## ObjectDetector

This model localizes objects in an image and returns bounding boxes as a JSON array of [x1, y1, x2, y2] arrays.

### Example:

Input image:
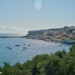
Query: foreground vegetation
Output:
[[0, 45, 75, 75]]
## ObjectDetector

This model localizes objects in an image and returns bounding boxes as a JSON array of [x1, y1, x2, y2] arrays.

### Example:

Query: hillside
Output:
[[24, 26, 75, 44]]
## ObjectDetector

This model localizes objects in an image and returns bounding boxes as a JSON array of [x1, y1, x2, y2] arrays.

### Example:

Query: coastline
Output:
[[24, 26, 75, 45], [24, 37, 75, 45], [0, 36, 74, 45]]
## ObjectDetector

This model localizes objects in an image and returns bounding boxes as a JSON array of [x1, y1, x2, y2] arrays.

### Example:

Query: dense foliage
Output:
[[0, 45, 75, 75]]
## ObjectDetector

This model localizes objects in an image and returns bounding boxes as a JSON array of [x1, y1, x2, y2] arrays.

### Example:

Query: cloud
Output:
[[0, 26, 25, 33], [0, 26, 40, 34]]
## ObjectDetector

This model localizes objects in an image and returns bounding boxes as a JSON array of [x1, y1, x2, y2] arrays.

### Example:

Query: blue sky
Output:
[[0, 0, 75, 34]]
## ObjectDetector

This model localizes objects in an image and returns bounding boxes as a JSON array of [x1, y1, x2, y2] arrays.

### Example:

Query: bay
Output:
[[0, 38, 71, 66]]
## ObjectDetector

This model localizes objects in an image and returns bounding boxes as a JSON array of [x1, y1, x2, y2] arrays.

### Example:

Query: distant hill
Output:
[[24, 26, 75, 44], [0, 33, 24, 38]]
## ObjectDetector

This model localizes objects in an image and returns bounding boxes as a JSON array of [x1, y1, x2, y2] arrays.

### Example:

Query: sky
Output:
[[0, 0, 75, 35]]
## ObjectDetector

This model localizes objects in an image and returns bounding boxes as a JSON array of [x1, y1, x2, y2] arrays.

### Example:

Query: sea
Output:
[[0, 33, 71, 67]]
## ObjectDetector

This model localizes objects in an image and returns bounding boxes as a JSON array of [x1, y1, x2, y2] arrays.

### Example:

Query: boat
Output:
[[6, 47, 12, 49], [28, 45, 31, 46], [23, 47, 27, 49], [8, 48, 12, 49], [59, 44, 62, 46], [15, 45, 20, 46], [22, 47, 27, 51]]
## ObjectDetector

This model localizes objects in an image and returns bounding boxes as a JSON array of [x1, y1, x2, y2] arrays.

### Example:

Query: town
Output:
[[24, 26, 75, 44]]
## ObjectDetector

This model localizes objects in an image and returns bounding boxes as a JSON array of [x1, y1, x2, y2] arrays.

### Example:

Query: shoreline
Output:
[[25, 37, 75, 45], [0, 36, 75, 45]]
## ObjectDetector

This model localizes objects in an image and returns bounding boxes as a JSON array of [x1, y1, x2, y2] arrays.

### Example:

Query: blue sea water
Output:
[[0, 38, 71, 66]]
